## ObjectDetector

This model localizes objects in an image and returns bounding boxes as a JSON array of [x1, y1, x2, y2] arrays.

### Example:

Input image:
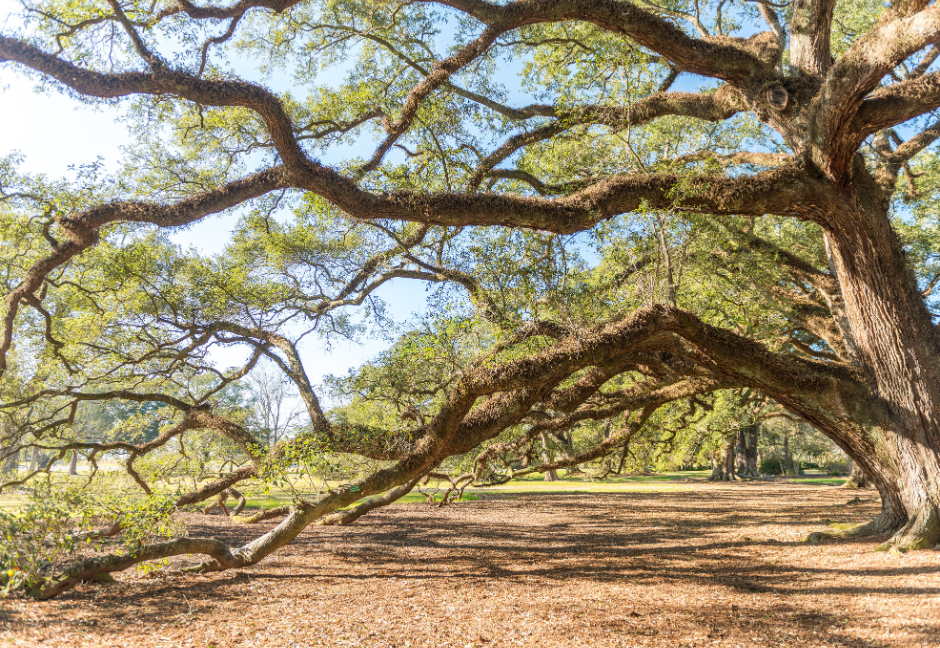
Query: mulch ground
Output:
[[1, 482, 939, 648]]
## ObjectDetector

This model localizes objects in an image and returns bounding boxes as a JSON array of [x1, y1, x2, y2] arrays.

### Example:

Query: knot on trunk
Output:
[[766, 86, 789, 111]]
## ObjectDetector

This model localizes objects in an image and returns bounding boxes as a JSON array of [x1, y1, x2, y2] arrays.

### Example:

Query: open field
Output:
[[0, 470, 845, 511], [2, 481, 938, 648]]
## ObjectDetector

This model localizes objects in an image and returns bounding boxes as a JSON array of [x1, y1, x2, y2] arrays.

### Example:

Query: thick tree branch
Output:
[[817, 4, 940, 177], [155, 0, 301, 22], [666, 150, 790, 167], [0, 168, 287, 378], [468, 87, 746, 190], [324, 164, 821, 233], [421, 0, 779, 83], [0, 37, 307, 168], [790, 0, 836, 76], [856, 72, 940, 136]]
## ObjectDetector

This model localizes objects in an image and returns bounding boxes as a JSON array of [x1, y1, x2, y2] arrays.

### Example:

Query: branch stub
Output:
[[766, 86, 789, 111]]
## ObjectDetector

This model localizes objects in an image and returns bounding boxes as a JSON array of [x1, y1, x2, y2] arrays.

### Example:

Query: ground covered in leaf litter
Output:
[[2, 481, 939, 648]]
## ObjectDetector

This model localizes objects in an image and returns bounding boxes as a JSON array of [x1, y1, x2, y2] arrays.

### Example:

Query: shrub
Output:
[[820, 458, 850, 475], [759, 457, 783, 475], [0, 491, 93, 596], [0, 482, 182, 597]]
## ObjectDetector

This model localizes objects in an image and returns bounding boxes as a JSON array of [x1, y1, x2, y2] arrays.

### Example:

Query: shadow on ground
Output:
[[4, 483, 938, 647]]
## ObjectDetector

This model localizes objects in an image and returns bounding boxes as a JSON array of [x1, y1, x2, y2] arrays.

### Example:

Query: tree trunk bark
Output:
[[735, 430, 748, 476], [810, 175, 940, 549], [783, 433, 794, 476], [708, 439, 740, 481], [746, 425, 759, 477], [707, 450, 722, 481], [540, 432, 558, 481], [842, 459, 869, 489], [721, 440, 737, 481], [68, 450, 78, 476], [734, 424, 760, 478], [557, 431, 582, 475], [28, 446, 39, 472]]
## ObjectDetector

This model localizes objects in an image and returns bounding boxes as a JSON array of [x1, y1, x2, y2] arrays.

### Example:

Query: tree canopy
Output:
[[3, 0, 940, 597]]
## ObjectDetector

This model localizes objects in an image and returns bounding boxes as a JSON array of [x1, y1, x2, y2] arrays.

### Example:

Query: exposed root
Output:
[[876, 502, 940, 552], [805, 508, 900, 545], [806, 499, 940, 551]]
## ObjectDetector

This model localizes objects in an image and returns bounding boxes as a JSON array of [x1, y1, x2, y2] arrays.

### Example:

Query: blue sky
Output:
[[0, 13, 431, 396]]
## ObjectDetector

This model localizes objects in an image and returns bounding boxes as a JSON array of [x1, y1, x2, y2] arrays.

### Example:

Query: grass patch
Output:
[[242, 490, 480, 511], [236, 472, 711, 511], [0, 493, 26, 511], [507, 470, 710, 484], [466, 481, 695, 495], [0, 470, 847, 513], [789, 476, 847, 485], [464, 470, 707, 494]]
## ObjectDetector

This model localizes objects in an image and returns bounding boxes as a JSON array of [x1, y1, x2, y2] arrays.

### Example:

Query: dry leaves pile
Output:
[[1, 482, 938, 647]]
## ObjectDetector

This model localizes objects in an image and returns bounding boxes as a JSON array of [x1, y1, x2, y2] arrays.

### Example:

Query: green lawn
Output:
[[460, 469, 709, 495], [241, 472, 709, 509], [788, 476, 847, 485], [0, 492, 26, 511], [783, 469, 848, 485], [0, 469, 849, 513], [241, 489, 480, 509]]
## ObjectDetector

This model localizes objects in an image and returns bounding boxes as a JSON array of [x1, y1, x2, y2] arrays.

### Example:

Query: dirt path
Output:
[[1, 482, 938, 647]]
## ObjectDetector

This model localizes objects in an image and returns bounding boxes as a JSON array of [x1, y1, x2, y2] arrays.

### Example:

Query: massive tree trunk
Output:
[[735, 430, 748, 476], [735, 425, 760, 478], [722, 441, 737, 481], [708, 450, 722, 481], [539, 432, 559, 481], [783, 433, 795, 476], [823, 404, 940, 550], [808, 174, 940, 549], [745, 425, 759, 477], [842, 460, 869, 489], [709, 439, 738, 482]]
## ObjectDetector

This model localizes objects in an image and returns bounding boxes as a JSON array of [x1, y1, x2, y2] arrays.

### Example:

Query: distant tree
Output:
[[0, 418, 17, 476], [246, 361, 303, 447]]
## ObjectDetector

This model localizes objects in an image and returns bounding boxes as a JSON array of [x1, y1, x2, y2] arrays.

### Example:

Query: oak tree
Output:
[[2, 0, 940, 596]]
